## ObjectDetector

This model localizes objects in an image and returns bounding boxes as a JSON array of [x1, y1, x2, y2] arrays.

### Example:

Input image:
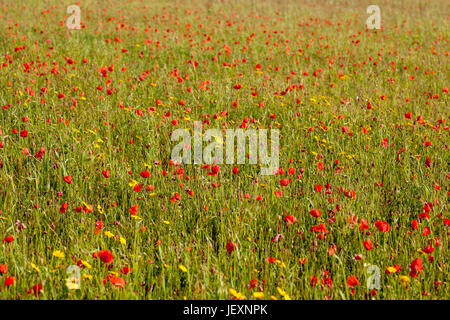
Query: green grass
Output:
[[0, 0, 448, 300]]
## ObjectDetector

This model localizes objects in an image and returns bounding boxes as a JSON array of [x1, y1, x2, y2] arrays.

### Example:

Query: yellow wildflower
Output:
[[53, 250, 65, 258]]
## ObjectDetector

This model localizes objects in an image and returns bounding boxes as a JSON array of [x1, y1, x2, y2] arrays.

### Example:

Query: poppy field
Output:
[[0, 0, 448, 300]]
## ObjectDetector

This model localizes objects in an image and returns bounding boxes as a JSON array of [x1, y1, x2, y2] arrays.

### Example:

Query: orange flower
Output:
[[109, 276, 126, 287], [283, 214, 297, 225]]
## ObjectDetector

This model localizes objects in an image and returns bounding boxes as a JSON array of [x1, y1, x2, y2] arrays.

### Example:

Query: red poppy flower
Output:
[[140, 170, 150, 178], [346, 275, 359, 287], [28, 283, 43, 297], [317, 162, 324, 171], [83, 204, 93, 213], [4, 276, 16, 286], [2, 235, 14, 243], [129, 204, 138, 215], [120, 266, 132, 274], [170, 192, 181, 202], [0, 264, 7, 274], [283, 214, 297, 225], [211, 164, 220, 174], [63, 175, 72, 184], [98, 249, 114, 264], [422, 244, 434, 254], [359, 219, 369, 231], [375, 220, 391, 232], [309, 209, 321, 218], [33, 147, 45, 159], [345, 190, 356, 199], [409, 257, 423, 278], [226, 241, 235, 254], [248, 278, 259, 289], [109, 276, 126, 287], [60, 201, 68, 213], [362, 240, 373, 251]]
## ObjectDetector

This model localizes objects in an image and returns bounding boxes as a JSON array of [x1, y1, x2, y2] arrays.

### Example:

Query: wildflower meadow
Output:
[[0, 0, 448, 301]]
